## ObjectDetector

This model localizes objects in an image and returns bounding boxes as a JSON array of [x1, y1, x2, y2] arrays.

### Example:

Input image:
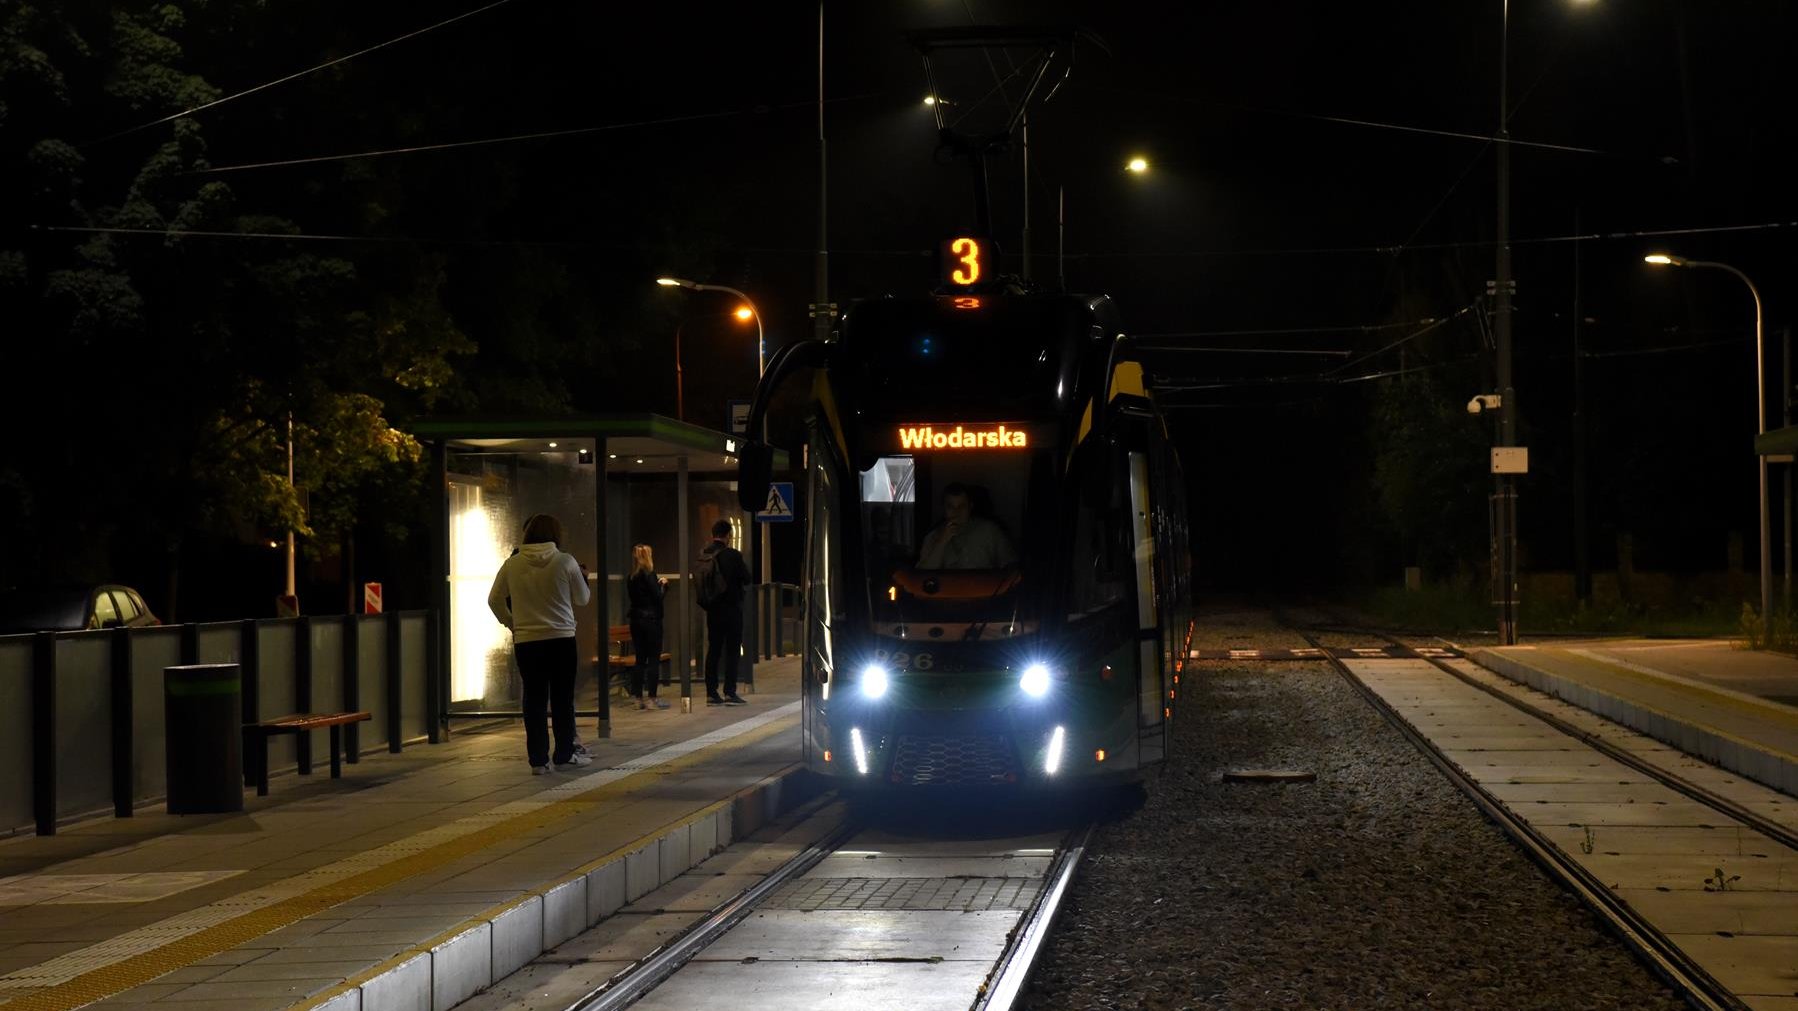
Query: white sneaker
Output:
[[531, 765, 551, 776], [554, 753, 593, 771]]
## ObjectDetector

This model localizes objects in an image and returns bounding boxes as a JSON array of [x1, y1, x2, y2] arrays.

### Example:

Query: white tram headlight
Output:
[[861, 664, 890, 700], [1019, 663, 1051, 698]]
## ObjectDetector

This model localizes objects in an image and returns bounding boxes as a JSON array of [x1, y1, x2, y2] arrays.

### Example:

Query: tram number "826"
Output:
[[872, 649, 934, 671]]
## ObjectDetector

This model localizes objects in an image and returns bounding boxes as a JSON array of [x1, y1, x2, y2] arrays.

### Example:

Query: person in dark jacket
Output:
[[626, 544, 670, 710], [698, 520, 752, 705]]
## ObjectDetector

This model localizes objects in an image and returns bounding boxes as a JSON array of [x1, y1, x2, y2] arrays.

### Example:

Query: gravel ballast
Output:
[[1023, 609, 1688, 1010]]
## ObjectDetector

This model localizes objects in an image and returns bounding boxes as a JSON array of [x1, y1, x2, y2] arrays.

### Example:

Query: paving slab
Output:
[[804, 854, 1050, 879], [630, 958, 993, 1011], [1615, 889, 1798, 934], [700, 909, 1017, 962]]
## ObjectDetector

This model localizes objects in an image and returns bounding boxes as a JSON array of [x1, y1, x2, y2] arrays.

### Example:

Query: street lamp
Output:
[[1125, 156, 1149, 174], [656, 276, 771, 588], [655, 277, 764, 380], [1645, 252, 1770, 626]]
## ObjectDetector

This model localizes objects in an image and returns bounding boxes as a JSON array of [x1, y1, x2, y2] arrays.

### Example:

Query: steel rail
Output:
[[1287, 621, 1748, 1011], [1307, 613, 1798, 855], [974, 822, 1097, 1011], [564, 818, 860, 1011]]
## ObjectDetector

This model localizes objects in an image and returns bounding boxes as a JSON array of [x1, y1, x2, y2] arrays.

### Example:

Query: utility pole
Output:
[[811, 2, 832, 343], [1572, 213, 1589, 604], [1492, 0, 1520, 645], [282, 412, 299, 617], [1785, 326, 1792, 608]]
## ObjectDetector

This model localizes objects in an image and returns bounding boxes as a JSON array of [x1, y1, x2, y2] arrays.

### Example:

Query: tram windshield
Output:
[[859, 450, 1051, 636]]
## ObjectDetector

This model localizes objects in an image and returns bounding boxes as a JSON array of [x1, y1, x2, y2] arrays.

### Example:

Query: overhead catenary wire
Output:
[[1137, 318, 1437, 339], [1099, 86, 1628, 159], [37, 218, 1796, 260], [1323, 305, 1478, 376], [192, 92, 885, 174], [86, 0, 527, 146]]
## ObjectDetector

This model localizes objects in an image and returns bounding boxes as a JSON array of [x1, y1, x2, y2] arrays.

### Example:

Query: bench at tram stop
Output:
[[599, 624, 671, 689], [243, 711, 372, 797]]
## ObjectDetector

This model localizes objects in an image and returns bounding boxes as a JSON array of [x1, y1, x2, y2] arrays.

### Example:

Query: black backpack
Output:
[[695, 546, 730, 608]]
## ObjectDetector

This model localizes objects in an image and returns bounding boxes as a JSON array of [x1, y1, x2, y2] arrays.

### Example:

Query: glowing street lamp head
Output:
[[734, 306, 754, 322], [1125, 156, 1150, 174], [923, 95, 937, 106], [655, 277, 679, 286], [1643, 253, 1686, 267]]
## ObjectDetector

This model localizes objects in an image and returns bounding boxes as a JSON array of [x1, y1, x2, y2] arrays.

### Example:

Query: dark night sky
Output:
[[171, 1, 1798, 592]]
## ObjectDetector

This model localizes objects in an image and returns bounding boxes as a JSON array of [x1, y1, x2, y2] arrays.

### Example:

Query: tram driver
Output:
[[917, 482, 1017, 570]]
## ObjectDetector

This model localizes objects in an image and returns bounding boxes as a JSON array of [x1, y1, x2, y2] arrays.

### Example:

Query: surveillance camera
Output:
[[1467, 393, 1502, 415], [1467, 397, 1484, 415]]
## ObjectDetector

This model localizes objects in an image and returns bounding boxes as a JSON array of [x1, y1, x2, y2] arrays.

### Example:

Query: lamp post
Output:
[[1645, 253, 1770, 626], [655, 277, 771, 585], [1491, 0, 1520, 646]]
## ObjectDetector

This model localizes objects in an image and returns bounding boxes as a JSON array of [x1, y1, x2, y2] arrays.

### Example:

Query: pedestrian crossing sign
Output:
[[756, 481, 795, 523]]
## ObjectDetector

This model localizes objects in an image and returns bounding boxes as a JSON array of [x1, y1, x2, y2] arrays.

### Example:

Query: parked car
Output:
[[0, 585, 161, 634]]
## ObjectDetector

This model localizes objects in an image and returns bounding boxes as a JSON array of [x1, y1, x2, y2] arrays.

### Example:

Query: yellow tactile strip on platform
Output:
[[0, 707, 799, 1011]]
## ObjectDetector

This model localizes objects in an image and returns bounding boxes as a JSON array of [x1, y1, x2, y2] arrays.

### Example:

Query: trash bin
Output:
[[164, 663, 244, 814]]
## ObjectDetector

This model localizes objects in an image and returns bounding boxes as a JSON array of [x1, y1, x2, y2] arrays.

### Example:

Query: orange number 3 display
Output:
[[949, 237, 981, 285]]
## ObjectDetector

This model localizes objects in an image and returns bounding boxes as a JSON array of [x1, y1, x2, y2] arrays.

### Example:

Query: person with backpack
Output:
[[696, 519, 752, 705], [487, 514, 593, 775]]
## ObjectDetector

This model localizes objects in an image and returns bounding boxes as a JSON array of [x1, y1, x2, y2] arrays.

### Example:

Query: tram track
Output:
[[1280, 612, 1760, 1011], [550, 795, 1098, 1011]]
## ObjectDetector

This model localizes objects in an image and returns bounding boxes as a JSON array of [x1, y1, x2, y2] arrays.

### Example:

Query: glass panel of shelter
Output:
[[446, 440, 599, 717]]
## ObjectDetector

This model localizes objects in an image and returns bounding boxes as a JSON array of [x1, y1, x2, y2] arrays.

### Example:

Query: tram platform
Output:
[[1473, 640, 1798, 797], [0, 658, 809, 1011]]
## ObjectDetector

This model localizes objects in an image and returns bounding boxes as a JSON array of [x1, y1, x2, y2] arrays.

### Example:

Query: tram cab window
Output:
[[861, 452, 1045, 628]]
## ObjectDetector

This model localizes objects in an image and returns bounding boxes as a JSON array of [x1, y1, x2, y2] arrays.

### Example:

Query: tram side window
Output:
[[1068, 445, 1127, 619]]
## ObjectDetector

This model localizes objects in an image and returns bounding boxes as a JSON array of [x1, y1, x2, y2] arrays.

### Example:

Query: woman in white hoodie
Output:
[[487, 514, 592, 774]]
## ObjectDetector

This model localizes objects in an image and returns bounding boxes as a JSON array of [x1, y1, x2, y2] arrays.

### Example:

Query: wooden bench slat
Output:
[[254, 712, 371, 732], [244, 711, 370, 797]]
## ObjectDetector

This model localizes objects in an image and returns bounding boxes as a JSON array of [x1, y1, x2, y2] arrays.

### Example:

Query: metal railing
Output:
[[754, 582, 802, 660], [0, 611, 438, 838]]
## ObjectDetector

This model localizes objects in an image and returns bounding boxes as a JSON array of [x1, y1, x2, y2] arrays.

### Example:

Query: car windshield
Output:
[[0, 588, 89, 634], [859, 448, 1051, 637]]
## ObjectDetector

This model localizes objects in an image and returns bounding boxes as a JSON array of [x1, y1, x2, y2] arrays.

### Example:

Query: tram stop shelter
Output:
[[413, 415, 789, 739]]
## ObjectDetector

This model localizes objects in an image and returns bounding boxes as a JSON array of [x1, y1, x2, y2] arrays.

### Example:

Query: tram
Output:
[[737, 241, 1193, 789]]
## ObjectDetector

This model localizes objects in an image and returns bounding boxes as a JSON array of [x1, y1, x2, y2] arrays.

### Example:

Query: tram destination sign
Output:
[[895, 423, 1031, 451]]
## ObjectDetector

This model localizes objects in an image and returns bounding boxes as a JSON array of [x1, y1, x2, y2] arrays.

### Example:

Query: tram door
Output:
[[1128, 451, 1168, 763]]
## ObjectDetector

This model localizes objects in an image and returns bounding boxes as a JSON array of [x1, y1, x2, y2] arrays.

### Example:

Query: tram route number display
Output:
[[939, 235, 990, 287]]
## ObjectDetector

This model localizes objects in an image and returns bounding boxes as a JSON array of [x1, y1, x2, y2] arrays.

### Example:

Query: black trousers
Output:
[[515, 636, 577, 767], [629, 616, 662, 698], [704, 605, 742, 698]]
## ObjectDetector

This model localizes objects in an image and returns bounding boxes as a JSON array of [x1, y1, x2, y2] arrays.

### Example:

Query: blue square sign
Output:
[[755, 482, 795, 523]]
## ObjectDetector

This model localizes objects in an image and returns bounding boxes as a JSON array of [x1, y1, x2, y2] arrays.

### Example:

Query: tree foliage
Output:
[[0, 3, 469, 607]]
